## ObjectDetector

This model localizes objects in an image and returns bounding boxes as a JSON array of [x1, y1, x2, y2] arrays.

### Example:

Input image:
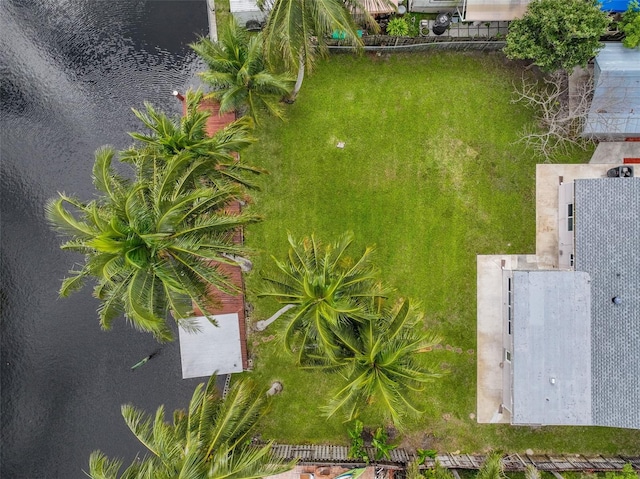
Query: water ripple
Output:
[[1, 1, 209, 477]]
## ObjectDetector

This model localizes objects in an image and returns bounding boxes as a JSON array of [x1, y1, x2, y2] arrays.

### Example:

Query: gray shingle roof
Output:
[[574, 177, 640, 429]]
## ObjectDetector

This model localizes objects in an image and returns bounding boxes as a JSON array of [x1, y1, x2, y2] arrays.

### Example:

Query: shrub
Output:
[[621, 0, 640, 48], [504, 0, 610, 72], [386, 17, 409, 36]]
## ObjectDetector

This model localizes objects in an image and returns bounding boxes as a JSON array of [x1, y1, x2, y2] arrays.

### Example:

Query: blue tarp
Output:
[[600, 0, 632, 12]]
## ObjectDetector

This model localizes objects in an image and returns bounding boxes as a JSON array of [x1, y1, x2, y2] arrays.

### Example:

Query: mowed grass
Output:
[[237, 52, 639, 453]]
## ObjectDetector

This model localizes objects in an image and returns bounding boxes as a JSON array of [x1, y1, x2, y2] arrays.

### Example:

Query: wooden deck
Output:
[[180, 94, 248, 370], [182, 96, 236, 137]]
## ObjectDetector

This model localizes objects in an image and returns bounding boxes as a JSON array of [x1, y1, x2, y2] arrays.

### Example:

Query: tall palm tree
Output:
[[190, 18, 294, 124], [86, 376, 295, 479], [258, 232, 388, 364], [324, 298, 441, 427], [46, 147, 259, 341], [122, 90, 265, 190], [258, 0, 390, 101]]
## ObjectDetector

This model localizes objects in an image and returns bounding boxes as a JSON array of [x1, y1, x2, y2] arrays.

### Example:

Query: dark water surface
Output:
[[1, 1, 212, 476]]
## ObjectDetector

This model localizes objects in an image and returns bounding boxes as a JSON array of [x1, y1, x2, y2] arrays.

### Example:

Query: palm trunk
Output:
[[220, 252, 253, 272], [288, 55, 305, 103], [255, 304, 296, 331]]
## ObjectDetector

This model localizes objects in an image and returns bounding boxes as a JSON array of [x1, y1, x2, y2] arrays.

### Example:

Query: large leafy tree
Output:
[[258, 0, 389, 101], [86, 376, 295, 479], [122, 90, 265, 190], [258, 233, 388, 365], [190, 19, 294, 124], [621, 0, 640, 49], [46, 147, 259, 341], [325, 298, 441, 426], [503, 0, 610, 72]]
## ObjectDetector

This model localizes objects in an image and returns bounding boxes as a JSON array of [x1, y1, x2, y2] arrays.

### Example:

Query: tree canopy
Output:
[[621, 0, 640, 49], [257, 0, 388, 100], [503, 0, 610, 72], [325, 298, 441, 426], [191, 18, 294, 124], [47, 148, 259, 341], [87, 376, 295, 479], [47, 93, 260, 341], [122, 90, 264, 190], [260, 233, 442, 426], [259, 232, 388, 364]]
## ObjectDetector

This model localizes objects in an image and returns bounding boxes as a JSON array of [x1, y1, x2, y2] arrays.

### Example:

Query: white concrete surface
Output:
[[590, 142, 640, 164], [535, 164, 620, 268], [477, 254, 514, 423], [179, 313, 243, 378]]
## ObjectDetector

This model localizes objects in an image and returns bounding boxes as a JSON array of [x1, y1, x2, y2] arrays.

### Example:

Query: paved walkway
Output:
[[417, 19, 509, 38], [590, 141, 640, 164]]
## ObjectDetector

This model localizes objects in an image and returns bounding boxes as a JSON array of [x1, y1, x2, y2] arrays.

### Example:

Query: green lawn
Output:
[[237, 52, 639, 453]]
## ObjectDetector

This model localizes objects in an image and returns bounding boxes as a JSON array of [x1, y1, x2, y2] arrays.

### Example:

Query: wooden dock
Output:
[[268, 445, 640, 472], [180, 95, 249, 370]]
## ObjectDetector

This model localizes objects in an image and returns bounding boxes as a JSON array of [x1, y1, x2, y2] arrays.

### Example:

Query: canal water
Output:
[[0, 1, 213, 476]]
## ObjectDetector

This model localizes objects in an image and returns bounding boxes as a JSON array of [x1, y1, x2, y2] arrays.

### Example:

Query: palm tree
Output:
[[524, 465, 541, 479], [258, 0, 390, 101], [476, 453, 506, 479], [407, 459, 455, 479], [122, 90, 265, 190], [190, 18, 294, 124], [324, 298, 441, 427], [46, 147, 260, 341], [258, 232, 388, 364], [86, 375, 295, 479]]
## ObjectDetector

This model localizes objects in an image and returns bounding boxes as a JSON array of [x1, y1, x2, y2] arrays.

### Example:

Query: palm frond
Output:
[[477, 453, 505, 479], [87, 451, 123, 479], [45, 195, 95, 238]]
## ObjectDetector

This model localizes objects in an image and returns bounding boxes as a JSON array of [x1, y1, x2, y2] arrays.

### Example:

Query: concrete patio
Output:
[[417, 18, 509, 38]]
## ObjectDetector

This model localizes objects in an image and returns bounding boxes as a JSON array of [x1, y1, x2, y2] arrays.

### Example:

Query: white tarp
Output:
[[463, 0, 529, 21], [178, 313, 243, 379]]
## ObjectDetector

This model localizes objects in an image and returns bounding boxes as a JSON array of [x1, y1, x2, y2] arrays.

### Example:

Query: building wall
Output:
[[558, 182, 575, 270], [502, 269, 514, 412]]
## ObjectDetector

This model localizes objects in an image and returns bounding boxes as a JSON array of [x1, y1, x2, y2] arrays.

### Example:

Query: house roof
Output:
[[574, 177, 640, 429], [462, 0, 530, 21], [512, 271, 593, 425], [583, 43, 640, 139]]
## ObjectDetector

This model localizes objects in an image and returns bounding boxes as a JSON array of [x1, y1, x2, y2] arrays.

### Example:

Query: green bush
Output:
[[504, 0, 610, 72], [621, 0, 640, 48], [386, 17, 409, 36]]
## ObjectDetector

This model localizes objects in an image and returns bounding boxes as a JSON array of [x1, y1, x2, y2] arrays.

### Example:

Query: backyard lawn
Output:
[[237, 52, 639, 453]]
